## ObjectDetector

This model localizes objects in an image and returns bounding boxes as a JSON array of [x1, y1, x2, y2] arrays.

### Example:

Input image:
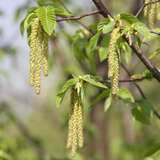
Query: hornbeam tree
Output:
[[17, 0, 160, 159]]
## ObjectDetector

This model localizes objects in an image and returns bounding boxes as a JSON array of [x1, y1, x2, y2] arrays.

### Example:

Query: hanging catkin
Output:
[[149, 0, 155, 29], [43, 32, 49, 76], [35, 25, 43, 95], [29, 18, 50, 95], [29, 18, 40, 86], [144, 0, 150, 17], [157, 2, 160, 20], [108, 27, 120, 95], [67, 88, 84, 157]]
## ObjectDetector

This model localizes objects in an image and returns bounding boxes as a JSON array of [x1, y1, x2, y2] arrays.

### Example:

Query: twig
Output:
[[123, 36, 160, 82], [92, 0, 113, 19], [56, 10, 100, 22], [150, 30, 160, 35]]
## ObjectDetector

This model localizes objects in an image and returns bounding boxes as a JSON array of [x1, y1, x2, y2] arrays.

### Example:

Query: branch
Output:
[[136, 0, 160, 17], [92, 0, 113, 18], [150, 30, 160, 35], [124, 36, 160, 82], [56, 10, 100, 22]]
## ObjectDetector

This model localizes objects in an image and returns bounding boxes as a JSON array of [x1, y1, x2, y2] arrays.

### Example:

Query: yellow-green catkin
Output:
[[67, 90, 74, 149], [43, 32, 49, 76], [149, 0, 156, 29], [108, 27, 120, 95], [71, 101, 79, 157], [144, 0, 150, 17], [67, 88, 84, 157], [35, 25, 43, 95], [77, 102, 83, 148], [29, 18, 40, 86], [157, 3, 160, 20]]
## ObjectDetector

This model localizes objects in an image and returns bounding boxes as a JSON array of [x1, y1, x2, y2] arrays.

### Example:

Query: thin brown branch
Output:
[[150, 30, 160, 35], [56, 10, 100, 22], [136, 0, 160, 17], [92, 0, 113, 19], [123, 36, 160, 82]]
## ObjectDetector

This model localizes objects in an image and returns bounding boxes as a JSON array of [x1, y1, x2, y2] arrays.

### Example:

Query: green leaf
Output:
[[72, 29, 88, 61], [131, 99, 154, 125], [149, 48, 160, 59], [98, 36, 110, 62], [81, 75, 107, 89], [87, 32, 101, 73], [144, 142, 160, 158], [97, 18, 109, 31], [54, 8, 72, 17], [121, 41, 132, 66], [133, 33, 142, 49], [56, 78, 76, 107], [37, 0, 72, 16], [117, 88, 134, 104], [133, 22, 154, 42], [36, 6, 56, 35], [0, 150, 11, 160], [102, 21, 116, 34], [99, 47, 109, 62], [24, 13, 37, 29], [20, 18, 25, 35], [120, 13, 139, 25], [104, 95, 112, 112], [88, 32, 101, 52], [90, 90, 110, 107]]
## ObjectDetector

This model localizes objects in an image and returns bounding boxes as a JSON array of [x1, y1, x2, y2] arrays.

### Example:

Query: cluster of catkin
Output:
[[108, 27, 121, 95], [144, 0, 160, 29], [30, 18, 49, 94], [67, 88, 83, 157]]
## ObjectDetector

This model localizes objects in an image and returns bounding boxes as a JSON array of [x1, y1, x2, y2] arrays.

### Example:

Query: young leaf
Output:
[[81, 75, 107, 89], [104, 94, 112, 112], [88, 32, 101, 52], [98, 35, 110, 62], [56, 78, 76, 107], [90, 89, 110, 107], [97, 18, 109, 32], [120, 13, 139, 25], [36, 6, 56, 35], [102, 21, 116, 34], [149, 48, 160, 59], [121, 41, 132, 66], [37, 0, 72, 16], [20, 19, 25, 35], [99, 47, 109, 62], [72, 29, 88, 61], [24, 13, 37, 29], [117, 88, 134, 104], [131, 99, 154, 125]]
